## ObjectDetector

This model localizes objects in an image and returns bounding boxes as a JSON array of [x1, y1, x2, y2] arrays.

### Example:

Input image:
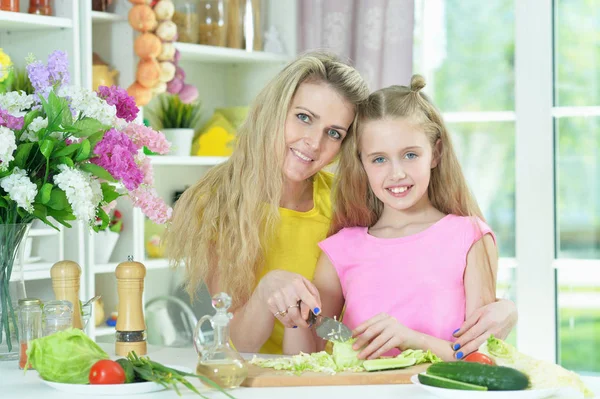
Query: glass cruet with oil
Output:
[[193, 292, 248, 388]]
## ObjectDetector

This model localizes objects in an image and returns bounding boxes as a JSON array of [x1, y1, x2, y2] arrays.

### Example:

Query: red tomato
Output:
[[89, 360, 126, 385], [463, 352, 494, 365]]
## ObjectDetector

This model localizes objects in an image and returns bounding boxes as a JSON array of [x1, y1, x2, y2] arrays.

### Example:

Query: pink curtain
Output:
[[298, 0, 414, 90]]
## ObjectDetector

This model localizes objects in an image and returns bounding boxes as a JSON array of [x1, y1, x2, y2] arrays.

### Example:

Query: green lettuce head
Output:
[[26, 328, 109, 384], [332, 338, 363, 370]]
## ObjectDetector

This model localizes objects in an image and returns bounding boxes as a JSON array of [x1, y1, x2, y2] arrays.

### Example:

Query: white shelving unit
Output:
[[1, 0, 298, 343]]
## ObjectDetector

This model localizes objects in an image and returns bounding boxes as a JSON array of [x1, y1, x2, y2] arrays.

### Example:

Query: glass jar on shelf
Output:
[[198, 0, 227, 47], [0, 0, 19, 12], [43, 300, 73, 336], [173, 1, 200, 44], [28, 0, 53, 16]]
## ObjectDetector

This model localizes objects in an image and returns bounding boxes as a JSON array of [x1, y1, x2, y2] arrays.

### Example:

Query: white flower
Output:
[[0, 167, 37, 213], [0, 126, 17, 171], [53, 164, 103, 224], [58, 85, 116, 126], [20, 116, 48, 142], [0, 91, 35, 117]]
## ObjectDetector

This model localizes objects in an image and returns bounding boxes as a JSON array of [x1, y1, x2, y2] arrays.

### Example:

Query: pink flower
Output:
[[92, 128, 143, 191], [136, 154, 154, 186], [122, 123, 171, 155], [129, 186, 172, 224], [97, 85, 139, 122]]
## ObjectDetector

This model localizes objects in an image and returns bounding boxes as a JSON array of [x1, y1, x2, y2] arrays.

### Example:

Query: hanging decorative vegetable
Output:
[[127, 0, 198, 106]]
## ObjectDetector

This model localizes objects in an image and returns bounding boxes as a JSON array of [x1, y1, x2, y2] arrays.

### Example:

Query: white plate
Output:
[[41, 379, 165, 395], [410, 374, 560, 399], [40, 365, 194, 396]]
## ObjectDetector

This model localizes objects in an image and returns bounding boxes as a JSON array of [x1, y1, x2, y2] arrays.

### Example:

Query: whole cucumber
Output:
[[426, 362, 529, 391]]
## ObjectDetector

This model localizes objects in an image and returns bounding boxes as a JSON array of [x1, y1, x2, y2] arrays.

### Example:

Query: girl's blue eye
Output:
[[297, 113, 310, 123], [405, 152, 418, 160], [373, 156, 386, 164], [328, 129, 342, 140]]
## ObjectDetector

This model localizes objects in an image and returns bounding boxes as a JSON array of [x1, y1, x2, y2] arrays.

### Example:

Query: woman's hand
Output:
[[351, 313, 416, 360], [452, 298, 518, 358], [257, 270, 322, 329]]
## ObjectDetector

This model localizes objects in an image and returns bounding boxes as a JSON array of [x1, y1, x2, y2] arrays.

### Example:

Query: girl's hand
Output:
[[352, 313, 416, 360], [257, 270, 322, 329], [452, 299, 518, 358]]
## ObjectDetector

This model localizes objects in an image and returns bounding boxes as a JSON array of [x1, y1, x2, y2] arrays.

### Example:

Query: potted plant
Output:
[[94, 208, 123, 264], [146, 93, 202, 156]]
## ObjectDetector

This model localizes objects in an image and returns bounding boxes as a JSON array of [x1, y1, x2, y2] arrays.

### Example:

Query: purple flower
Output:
[[26, 50, 71, 95], [97, 85, 139, 122], [47, 50, 70, 87], [26, 61, 51, 94], [0, 109, 24, 130], [92, 128, 143, 191]]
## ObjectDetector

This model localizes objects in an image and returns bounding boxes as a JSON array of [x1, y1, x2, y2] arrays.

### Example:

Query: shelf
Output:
[[91, 11, 126, 24], [175, 42, 290, 64], [94, 326, 116, 337], [0, 11, 72, 31], [143, 259, 170, 270], [28, 228, 59, 237], [94, 262, 118, 274], [10, 262, 53, 282], [149, 155, 229, 166]]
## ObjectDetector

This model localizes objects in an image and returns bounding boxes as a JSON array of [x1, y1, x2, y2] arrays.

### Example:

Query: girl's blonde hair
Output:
[[331, 75, 496, 292], [165, 52, 370, 308]]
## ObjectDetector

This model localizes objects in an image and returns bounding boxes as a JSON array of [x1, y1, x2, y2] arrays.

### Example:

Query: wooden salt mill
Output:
[[50, 260, 83, 329], [115, 256, 147, 356]]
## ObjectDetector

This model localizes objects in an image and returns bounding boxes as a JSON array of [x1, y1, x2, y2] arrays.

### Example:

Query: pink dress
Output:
[[318, 214, 494, 356]]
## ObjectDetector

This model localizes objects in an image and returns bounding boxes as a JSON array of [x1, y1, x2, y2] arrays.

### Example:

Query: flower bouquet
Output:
[[0, 50, 172, 356]]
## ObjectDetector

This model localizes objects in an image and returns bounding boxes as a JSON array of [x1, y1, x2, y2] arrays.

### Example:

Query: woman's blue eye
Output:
[[328, 129, 341, 140], [405, 152, 418, 160], [373, 156, 386, 164], [297, 113, 310, 123]]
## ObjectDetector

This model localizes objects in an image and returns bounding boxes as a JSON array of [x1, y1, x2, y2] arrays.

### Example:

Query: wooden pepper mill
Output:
[[115, 256, 147, 356], [50, 260, 83, 329]]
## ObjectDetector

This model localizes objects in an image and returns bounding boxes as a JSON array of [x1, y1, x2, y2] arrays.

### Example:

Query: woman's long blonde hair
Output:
[[331, 75, 496, 291], [165, 52, 369, 308]]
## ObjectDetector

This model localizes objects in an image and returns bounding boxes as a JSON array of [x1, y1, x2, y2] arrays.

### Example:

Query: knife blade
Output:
[[307, 308, 353, 343]]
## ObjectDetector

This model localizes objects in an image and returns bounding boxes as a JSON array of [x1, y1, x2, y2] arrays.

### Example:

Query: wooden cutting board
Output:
[[241, 363, 429, 387]]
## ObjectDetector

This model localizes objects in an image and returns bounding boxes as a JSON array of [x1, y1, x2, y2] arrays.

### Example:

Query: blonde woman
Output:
[[166, 53, 516, 356]]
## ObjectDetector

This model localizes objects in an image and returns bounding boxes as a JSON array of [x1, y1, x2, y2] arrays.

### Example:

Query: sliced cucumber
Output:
[[418, 373, 488, 391], [363, 357, 416, 371]]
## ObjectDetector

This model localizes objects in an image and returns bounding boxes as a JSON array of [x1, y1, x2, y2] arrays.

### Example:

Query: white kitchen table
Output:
[[1, 344, 598, 399]]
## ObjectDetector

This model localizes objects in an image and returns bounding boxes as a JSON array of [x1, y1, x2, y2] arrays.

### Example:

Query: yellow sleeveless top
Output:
[[257, 171, 334, 354]]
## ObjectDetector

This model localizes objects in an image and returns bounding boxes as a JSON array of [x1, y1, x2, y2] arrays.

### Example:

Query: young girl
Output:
[[284, 75, 499, 362]]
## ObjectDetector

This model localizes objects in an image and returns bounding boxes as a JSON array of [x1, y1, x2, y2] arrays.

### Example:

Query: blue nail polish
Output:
[[453, 328, 460, 334], [313, 307, 321, 314], [293, 326, 297, 329], [453, 343, 461, 351], [456, 351, 464, 360]]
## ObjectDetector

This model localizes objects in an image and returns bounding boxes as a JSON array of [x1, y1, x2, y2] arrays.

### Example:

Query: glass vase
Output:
[[0, 223, 30, 361]]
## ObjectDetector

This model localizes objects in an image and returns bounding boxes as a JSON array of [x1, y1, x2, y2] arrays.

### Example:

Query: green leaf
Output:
[[0, 196, 7, 207], [32, 204, 58, 230], [46, 208, 75, 228], [13, 142, 34, 168], [39, 139, 55, 159], [52, 143, 80, 158], [87, 131, 105, 149], [79, 163, 116, 182], [46, 188, 69, 211], [96, 207, 109, 231], [23, 109, 42, 128], [36, 183, 53, 205], [56, 157, 74, 168], [72, 118, 110, 138], [44, 91, 64, 128], [101, 182, 121, 204], [74, 139, 91, 162]]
